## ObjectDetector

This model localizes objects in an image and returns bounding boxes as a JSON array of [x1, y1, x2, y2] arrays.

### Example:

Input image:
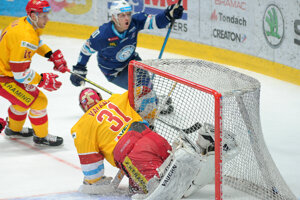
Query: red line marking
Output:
[[1, 134, 81, 170], [0, 133, 82, 199]]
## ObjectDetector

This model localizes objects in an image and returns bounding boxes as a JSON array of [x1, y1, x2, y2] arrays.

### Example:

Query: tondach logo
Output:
[[211, 9, 247, 26], [263, 4, 284, 48]]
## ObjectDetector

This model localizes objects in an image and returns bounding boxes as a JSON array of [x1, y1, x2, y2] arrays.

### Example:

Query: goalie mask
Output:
[[79, 88, 102, 112]]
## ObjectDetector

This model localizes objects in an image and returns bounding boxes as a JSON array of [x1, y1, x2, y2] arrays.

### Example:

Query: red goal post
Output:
[[128, 59, 296, 200], [128, 59, 223, 199]]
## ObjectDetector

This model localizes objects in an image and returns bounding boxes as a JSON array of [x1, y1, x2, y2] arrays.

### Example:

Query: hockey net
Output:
[[128, 59, 296, 200]]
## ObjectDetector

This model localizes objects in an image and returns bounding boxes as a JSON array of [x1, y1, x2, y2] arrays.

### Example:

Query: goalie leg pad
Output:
[[183, 153, 215, 198], [132, 148, 202, 200]]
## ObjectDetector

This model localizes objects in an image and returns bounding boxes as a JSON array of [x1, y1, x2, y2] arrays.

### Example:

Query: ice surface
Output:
[[0, 35, 299, 200]]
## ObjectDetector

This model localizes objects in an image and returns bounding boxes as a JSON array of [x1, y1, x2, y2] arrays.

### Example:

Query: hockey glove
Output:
[[0, 118, 7, 133], [48, 49, 69, 73], [38, 73, 62, 91], [70, 64, 87, 86], [165, 3, 184, 21]]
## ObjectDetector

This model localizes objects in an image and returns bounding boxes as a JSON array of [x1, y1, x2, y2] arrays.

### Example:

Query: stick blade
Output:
[[182, 122, 202, 134]]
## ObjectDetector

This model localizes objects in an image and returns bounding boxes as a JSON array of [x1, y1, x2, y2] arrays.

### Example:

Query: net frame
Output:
[[128, 59, 296, 200], [128, 60, 224, 199]]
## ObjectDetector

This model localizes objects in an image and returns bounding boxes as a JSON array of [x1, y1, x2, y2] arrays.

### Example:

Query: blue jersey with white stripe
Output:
[[77, 11, 170, 77]]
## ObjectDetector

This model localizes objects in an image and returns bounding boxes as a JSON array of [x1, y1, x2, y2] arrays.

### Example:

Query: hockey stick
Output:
[[67, 69, 113, 95], [152, 0, 183, 115], [157, 117, 202, 134], [111, 169, 125, 189], [157, 118, 202, 153], [158, 0, 183, 59]]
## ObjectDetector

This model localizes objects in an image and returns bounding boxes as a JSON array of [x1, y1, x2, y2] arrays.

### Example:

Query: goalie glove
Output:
[[196, 124, 215, 154], [197, 123, 239, 158]]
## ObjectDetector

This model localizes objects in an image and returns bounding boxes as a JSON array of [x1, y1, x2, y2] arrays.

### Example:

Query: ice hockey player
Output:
[[71, 87, 207, 199], [70, 0, 184, 89], [0, 0, 68, 146]]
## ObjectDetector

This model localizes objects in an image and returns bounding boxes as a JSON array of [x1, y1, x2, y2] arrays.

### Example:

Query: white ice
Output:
[[0, 35, 299, 200]]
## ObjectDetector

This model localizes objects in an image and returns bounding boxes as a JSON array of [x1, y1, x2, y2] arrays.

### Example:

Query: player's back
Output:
[[71, 91, 143, 166]]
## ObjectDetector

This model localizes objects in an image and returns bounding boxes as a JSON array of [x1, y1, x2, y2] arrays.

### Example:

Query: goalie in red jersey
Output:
[[71, 87, 214, 200]]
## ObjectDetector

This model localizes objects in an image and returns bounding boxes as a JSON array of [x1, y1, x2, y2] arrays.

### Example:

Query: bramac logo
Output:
[[211, 9, 247, 26], [263, 4, 284, 48], [214, 0, 246, 10]]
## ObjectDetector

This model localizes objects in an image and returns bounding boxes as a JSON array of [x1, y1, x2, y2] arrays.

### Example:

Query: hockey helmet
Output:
[[109, 0, 132, 19], [26, 0, 51, 15], [79, 88, 102, 112]]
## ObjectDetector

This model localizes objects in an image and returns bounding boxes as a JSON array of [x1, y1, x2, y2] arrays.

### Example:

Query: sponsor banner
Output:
[[214, 0, 247, 11], [48, 0, 104, 26], [0, 0, 27, 17], [1, 0, 299, 70], [258, 1, 299, 69]]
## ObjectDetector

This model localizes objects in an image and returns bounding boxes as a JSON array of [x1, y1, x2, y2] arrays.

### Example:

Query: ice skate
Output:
[[33, 134, 63, 146], [4, 126, 34, 138]]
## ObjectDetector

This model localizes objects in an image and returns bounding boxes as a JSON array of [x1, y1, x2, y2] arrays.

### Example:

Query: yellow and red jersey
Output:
[[0, 16, 51, 84], [71, 91, 143, 184]]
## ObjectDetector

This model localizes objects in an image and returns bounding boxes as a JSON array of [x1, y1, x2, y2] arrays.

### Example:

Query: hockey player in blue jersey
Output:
[[70, 0, 184, 89]]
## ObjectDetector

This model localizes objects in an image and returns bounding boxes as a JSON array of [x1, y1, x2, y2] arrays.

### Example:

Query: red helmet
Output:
[[79, 88, 102, 112], [26, 0, 51, 15]]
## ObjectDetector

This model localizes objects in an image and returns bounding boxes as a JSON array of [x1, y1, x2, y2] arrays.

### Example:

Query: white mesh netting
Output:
[[128, 59, 296, 200]]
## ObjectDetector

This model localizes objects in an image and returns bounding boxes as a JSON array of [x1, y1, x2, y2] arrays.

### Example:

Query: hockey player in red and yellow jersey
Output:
[[71, 87, 172, 195], [0, 0, 69, 146], [71, 87, 210, 200]]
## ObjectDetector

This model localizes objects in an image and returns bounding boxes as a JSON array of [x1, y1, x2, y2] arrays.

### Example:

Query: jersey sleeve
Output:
[[77, 28, 102, 67], [36, 40, 52, 57], [133, 11, 170, 31], [71, 119, 106, 184]]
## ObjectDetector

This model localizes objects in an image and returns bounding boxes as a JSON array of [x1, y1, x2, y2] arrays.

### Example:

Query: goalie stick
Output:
[[111, 169, 125, 189], [156, 118, 202, 134], [156, 118, 202, 153]]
